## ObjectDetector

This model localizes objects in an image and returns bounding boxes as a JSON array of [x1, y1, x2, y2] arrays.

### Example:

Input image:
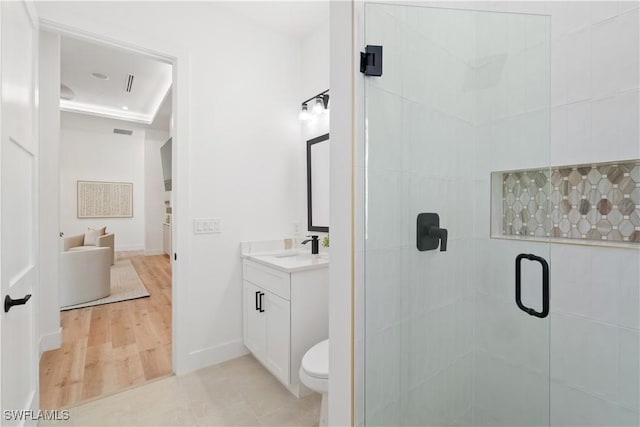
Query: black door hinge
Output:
[[174, 253, 177, 261], [360, 45, 383, 76]]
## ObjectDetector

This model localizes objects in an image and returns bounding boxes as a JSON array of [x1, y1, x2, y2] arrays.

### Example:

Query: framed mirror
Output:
[[307, 133, 329, 232]]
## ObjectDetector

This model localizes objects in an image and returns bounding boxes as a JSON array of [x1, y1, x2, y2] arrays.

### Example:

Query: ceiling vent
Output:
[[113, 128, 133, 136], [125, 74, 135, 93]]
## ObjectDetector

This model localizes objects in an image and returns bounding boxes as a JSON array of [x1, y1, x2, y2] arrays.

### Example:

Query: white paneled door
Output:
[[1, 1, 40, 425]]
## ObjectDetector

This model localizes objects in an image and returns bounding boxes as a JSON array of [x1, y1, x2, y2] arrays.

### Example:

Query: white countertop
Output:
[[242, 249, 329, 273]]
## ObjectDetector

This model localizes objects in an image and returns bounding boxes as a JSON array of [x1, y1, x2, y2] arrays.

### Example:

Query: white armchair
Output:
[[59, 247, 111, 307], [64, 233, 115, 265]]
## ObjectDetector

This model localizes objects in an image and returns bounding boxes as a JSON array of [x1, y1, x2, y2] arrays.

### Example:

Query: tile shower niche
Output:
[[491, 160, 640, 245]]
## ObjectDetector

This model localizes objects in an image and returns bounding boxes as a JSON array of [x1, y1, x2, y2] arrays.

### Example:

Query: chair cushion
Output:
[[83, 226, 107, 246], [68, 246, 104, 252]]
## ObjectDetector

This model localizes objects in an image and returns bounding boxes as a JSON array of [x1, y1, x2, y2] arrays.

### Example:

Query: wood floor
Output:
[[40, 252, 172, 409]]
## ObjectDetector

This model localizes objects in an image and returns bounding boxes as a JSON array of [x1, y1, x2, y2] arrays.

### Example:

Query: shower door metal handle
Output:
[[515, 253, 549, 318]]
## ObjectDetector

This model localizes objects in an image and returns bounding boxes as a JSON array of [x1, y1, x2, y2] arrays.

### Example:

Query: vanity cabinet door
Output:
[[243, 281, 267, 360], [265, 291, 291, 385]]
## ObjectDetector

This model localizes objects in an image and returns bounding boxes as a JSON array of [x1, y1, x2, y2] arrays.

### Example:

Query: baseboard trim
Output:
[[179, 340, 248, 375], [39, 327, 62, 355], [144, 249, 165, 256], [115, 245, 145, 251]]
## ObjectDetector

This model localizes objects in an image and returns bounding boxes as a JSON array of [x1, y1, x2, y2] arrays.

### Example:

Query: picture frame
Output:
[[77, 180, 133, 218]]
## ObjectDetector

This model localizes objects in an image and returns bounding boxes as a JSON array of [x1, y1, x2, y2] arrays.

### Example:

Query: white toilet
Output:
[[299, 339, 329, 427]]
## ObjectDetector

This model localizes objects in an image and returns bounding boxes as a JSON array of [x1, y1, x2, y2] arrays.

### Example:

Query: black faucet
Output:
[[301, 235, 319, 254]]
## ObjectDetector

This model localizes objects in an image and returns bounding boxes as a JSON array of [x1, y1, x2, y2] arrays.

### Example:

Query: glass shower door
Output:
[[363, 4, 551, 426]]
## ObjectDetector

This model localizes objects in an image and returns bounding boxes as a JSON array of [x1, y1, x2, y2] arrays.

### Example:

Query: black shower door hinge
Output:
[[360, 45, 383, 76]]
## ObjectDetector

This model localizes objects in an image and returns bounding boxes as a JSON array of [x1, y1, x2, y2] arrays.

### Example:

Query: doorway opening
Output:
[[38, 30, 177, 409]]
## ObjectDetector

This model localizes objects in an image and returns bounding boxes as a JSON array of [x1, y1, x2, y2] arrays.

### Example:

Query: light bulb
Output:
[[299, 104, 310, 121], [312, 97, 324, 114]]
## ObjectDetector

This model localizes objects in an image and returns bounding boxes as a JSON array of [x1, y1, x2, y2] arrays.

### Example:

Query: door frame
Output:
[[37, 18, 191, 376], [0, 0, 42, 416]]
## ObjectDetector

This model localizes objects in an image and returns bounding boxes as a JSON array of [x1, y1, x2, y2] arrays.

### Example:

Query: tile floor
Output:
[[40, 355, 321, 426]]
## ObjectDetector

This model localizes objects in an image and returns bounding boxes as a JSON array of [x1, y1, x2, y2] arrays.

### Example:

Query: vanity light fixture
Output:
[[313, 97, 324, 114], [299, 103, 310, 121], [299, 89, 329, 121]]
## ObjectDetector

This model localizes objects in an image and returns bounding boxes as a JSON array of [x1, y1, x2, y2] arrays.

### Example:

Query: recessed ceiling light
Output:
[[91, 72, 109, 80], [60, 83, 75, 100], [121, 106, 129, 110]]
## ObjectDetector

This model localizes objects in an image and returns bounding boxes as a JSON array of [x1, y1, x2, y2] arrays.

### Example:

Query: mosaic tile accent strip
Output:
[[502, 160, 640, 243]]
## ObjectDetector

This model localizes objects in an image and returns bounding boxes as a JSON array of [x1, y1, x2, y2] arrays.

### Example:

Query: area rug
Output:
[[61, 258, 150, 311]]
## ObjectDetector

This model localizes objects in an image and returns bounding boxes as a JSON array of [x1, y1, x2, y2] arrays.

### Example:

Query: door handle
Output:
[[515, 254, 549, 318], [4, 294, 32, 313], [259, 292, 265, 313], [255, 291, 260, 311]]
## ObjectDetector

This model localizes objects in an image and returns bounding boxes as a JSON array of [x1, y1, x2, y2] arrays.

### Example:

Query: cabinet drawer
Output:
[[243, 260, 290, 300]]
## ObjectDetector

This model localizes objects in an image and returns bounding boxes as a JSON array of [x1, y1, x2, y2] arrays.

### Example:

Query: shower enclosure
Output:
[[363, 3, 639, 426]]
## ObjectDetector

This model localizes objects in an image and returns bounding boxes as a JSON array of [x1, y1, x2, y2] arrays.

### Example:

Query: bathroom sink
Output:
[[273, 252, 299, 258], [244, 250, 329, 273], [273, 252, 327, 260]]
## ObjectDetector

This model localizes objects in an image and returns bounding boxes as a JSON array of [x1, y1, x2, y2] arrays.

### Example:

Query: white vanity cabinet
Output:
[[242, 256, 328, 397], [243, 280, 290, 383]]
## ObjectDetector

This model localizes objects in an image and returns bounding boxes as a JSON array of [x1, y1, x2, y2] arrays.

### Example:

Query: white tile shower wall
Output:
[[471, 8, 552, 426], [361, 2, 638, 426], [470, 1, 639, 425], [364, 4, 476, 425], [552, 6, 639, 166], [472, 237, 551, 425], [546, 2, 640, 424]]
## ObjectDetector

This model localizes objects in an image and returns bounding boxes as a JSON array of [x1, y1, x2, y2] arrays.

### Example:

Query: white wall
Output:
[[299, 22, 330, 236], [302, 24, 330, 100], [144, 128, 170, 255], [37, 1, 304, 374], [38, 30, 61, 353], [329, 2, 355, 425], [60, 112, 146, 251]]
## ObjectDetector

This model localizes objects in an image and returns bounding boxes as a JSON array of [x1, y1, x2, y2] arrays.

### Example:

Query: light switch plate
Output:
[[194, 218, 222, 234]]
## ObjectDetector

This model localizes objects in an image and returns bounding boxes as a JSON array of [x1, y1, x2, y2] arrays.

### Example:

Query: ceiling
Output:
[[58, 2, 327, 125], [60, 36, 172, 125], [217, 1, 329, 39]]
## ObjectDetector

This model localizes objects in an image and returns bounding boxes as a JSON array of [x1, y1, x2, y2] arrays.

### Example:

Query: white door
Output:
[[1, 1, 40, 424], [243, 281, 266, 359], [265, 291, 290, 385]]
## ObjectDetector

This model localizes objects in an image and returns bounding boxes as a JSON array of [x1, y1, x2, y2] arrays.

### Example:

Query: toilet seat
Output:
[[299, 339, 329, 394], [301, 339, 329, 379]]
